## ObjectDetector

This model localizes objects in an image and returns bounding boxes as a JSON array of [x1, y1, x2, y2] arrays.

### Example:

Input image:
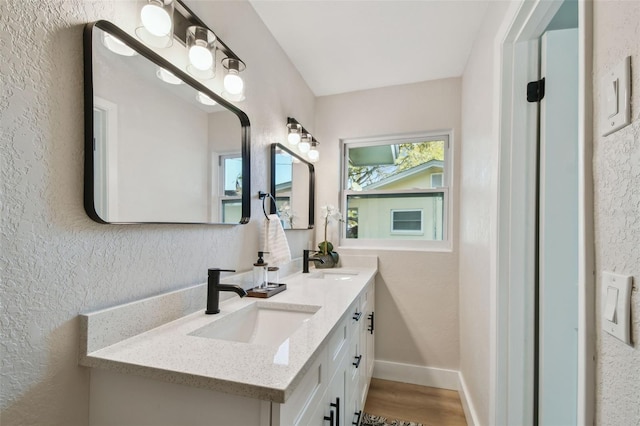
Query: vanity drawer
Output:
[[326, 305, 353, 381], [278, 349, 327, 426]]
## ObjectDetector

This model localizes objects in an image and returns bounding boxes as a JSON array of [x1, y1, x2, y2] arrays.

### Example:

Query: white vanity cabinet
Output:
[[274, 278, 375, 426], [84, 269, 376, 426]]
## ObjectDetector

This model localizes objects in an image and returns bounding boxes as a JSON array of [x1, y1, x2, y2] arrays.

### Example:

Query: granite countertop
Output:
[[79, 256, 377, 404]]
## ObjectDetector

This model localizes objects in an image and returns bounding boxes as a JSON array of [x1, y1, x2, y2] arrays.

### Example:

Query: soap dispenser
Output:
[[253, 252, 268, 289]]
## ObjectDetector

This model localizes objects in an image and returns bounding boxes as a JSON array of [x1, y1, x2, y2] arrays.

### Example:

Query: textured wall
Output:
[[592, 1, 640, 424], [0, 1, 314, 424], [315, 79, 461, 371]]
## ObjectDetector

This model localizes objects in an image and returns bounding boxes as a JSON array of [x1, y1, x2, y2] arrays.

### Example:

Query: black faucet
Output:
[[206, 268, 247, 314], [302, 249, 326, 273]]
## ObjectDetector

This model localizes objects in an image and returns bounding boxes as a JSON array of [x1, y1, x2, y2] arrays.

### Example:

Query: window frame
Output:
[[340, 131, 452, 251]]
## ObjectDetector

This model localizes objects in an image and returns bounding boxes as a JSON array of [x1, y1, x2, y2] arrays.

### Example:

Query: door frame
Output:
[[494, 1, 595, 425]]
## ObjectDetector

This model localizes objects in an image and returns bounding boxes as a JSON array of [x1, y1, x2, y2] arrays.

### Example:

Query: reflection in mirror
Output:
[[270, 144, 314, 229], [85, 21, 250, 224]]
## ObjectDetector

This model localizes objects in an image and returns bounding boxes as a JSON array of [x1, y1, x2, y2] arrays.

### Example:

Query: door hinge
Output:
[[527, 78, 545, 102]]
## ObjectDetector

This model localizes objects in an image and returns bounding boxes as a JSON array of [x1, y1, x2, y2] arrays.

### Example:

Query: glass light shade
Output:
[[135, 0, 174, 48], [196, 91, 217, 106], [102, 33, 137, 56], [287, 128, 301, 145], [224, 70, 244, 95], [221, 57, 246, 98], [156, 67, 183, 85], [186, 26, 216, 76], [287, 122, 302, 145], [298, 137, 311, 153], [308, 145, 319, 162]]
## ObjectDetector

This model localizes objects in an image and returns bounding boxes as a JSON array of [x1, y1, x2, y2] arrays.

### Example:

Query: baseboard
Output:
[[457, 372, 480, 426], [372, 360, 459, 390]]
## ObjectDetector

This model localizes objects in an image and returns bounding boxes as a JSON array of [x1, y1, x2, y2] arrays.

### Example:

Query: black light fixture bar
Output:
[[287, 117, 319, 144], [174, 0, 242, 62]]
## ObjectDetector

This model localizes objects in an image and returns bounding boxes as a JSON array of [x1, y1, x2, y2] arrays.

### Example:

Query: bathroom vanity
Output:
[[80, 257, 376, 426]]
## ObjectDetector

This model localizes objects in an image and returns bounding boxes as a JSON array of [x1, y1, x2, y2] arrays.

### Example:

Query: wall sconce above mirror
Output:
[[270, 144, 315, 230], [286, 117, 320, 163], [135, 0, 246, 101], [84, 20, 251, 225]]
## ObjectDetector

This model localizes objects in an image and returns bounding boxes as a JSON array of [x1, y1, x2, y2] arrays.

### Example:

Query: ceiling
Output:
[[249, 0, 491, 96]]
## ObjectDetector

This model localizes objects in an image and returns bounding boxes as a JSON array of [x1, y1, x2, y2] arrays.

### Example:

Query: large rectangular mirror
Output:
[[84, 20, 250, 224], [270, 143, 314, 229]]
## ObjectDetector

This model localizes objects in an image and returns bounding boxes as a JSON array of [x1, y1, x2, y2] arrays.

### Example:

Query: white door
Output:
[[538, 27, 579, 425]]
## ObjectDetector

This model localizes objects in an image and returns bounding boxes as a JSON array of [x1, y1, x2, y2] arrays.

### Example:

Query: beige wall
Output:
[[0, 1, 314, 424], [315, 79, 461, 370], [592, 1, 640, 424]]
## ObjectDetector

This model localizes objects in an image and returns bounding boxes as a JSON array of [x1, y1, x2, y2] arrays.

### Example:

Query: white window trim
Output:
[[339, 130, 453, 251], [390, 208, 424, 235]]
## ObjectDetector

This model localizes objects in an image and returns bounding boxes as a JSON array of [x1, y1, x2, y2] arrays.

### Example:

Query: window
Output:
[[341, 132, 450, 249], [391, 209, 423, 233]]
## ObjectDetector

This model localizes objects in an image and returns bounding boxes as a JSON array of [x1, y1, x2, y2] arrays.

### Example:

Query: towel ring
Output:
[[258, 191, 279, 220]]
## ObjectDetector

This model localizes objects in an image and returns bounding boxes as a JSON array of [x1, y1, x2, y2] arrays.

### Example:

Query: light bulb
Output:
[[196, 92, 217, 106], [298, 140, 310, 153], [224, 70, 244, 95], [140, 3, 172, 37], [102, 33, 137, 56], [308, 147, 319, 162], [156, 67, 182, 85], [288, 131, 301, 145], [188, 43, 213, 71]]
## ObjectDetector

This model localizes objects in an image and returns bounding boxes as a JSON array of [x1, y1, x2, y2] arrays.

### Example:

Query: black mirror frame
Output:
[[270, 143, 315, 229], [83, 20, 251, 225]]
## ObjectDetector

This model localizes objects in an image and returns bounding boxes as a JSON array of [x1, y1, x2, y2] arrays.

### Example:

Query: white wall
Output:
[[315, 79, 461, 374], [458, 2, 512, 425], [0, 1, 314, 424], [592, 1, 640, 424]]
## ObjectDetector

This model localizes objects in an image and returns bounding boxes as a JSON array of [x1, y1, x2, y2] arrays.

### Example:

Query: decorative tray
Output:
[[246, 283, 287, 298]]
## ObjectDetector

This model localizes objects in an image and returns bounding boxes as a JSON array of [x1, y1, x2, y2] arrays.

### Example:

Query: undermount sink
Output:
[[308, 271, 358, 281], [189, 302, 320, 346]]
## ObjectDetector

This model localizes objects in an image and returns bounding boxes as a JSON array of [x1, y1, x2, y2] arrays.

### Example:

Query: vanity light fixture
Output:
[[186, 25, 216, 79], [156, 67, 183, 84], [307, 140, 320, 163], [102, 32, 137, 56], [136, 0, 174, 48], [196, 91, 217, 106], [222, 57, 246, 96], [287, 118, 302, 146], [298, 133, 312, 153]]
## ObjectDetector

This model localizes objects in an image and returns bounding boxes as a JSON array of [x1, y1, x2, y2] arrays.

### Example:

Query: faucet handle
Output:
[[208, 268, 236, 273]]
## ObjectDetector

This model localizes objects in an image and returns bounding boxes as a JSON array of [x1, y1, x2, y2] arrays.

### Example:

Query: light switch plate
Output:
[[602, 271, 633, 345], [601, 56, 631, 137]]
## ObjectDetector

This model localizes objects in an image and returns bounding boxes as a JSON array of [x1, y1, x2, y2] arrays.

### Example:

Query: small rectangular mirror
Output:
[[84, 21, 250, 224], [270, 143, 314, 229]]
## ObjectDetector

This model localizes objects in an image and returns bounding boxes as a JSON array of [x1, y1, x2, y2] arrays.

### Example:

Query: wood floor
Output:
[[363, 378, 467, 426]]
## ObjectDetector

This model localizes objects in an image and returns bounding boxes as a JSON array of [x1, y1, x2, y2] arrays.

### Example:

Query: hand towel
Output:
[[262, 214, 291, 266]]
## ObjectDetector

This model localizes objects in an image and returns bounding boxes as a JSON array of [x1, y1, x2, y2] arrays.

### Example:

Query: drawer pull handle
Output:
[[353, 311, 362, 321], [353, 410, 362, 426], [367, 312, 375, 334], [353, 355, 362, 368], [330, 397, 341, 426], [324, 409, 334, 426]]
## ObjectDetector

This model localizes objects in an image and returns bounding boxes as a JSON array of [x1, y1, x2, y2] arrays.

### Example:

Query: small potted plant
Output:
[[316, 205, 342, 268]]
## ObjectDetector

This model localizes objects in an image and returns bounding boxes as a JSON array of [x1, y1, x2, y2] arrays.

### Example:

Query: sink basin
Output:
[[189, 302, 320, 346], [308, 271, 358, 281]]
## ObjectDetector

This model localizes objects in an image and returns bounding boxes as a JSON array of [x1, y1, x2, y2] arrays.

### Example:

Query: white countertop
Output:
[[80, 259, 376, 403]]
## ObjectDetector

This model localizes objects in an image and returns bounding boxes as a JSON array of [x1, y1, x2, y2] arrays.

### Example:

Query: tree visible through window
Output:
[[342, 133, 449, 246]]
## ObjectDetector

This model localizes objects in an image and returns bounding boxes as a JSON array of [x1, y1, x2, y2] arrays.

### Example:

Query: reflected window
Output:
[[219, 154, 242, 223]]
